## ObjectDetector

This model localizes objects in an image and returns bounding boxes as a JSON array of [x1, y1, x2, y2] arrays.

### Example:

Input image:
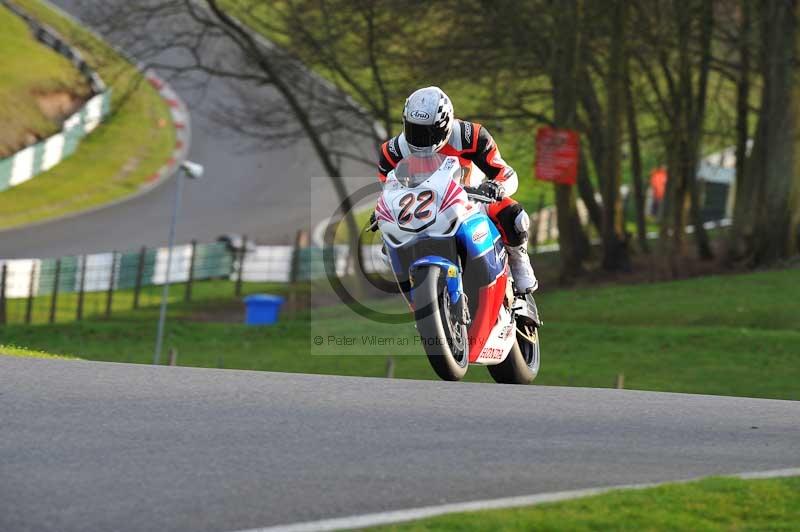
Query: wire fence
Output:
[[0, 196, 581, 326], [0, 234, 391, 325]]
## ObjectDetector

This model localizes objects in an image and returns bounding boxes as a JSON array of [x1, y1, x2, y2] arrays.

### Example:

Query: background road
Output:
[[2, 357, 798, 532], [0, 0, 371, 259]]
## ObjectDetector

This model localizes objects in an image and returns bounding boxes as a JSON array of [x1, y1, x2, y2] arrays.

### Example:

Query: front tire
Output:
[[488, 320, 540, 384], [414, 266, 469, 381]]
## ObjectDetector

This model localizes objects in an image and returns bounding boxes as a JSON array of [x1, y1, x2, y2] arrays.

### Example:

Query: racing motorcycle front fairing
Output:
[[386, 210, 507, 340]]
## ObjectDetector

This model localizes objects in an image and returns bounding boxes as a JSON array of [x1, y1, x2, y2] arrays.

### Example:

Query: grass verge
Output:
[[0, 6, 90, 156], [0, 343, 77, 359], [365, 476, 800, 531], [1, 268, 798, 400], [0, 0, 174, 230]]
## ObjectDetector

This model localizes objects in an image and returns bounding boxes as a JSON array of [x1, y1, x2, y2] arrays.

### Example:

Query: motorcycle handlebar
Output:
[[462, 186, 495, 204]]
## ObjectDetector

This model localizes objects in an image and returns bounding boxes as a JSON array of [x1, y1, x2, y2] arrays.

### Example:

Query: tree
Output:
[[402, 0, 594, 279], [745, 0, 800, 264], [624, 58, 650, 253], [548, 0, 591, 279], [725, 0, 756, 262], [600, 0, 630, 271], [81, 0, 429, 286], [632, 0, 714, 267]]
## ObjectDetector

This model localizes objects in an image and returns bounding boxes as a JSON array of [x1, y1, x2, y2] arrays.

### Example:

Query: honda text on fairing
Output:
[[372, 153, 541, 383]]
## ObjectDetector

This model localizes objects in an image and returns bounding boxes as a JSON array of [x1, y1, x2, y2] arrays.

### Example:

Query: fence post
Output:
[[0, 264, 7, 326], [235, 236, 247, 297], [25, 263, 36, 324], [185, 240, 197, 302], [290, 230, 309, 283], [76, 255, 87, 321], [105, 251, 117, 319], [288, 230, 309, 316], [49, 259, 61, 324], [133, 246, 146, 310]]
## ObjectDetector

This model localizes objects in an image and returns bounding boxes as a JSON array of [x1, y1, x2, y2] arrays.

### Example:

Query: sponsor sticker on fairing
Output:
[[478, 346, 504, 360], [472, 220, 490, 244]]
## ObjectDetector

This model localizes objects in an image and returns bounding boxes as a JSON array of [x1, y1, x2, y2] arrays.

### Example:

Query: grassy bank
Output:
[[0, 0, 174, 230], [367, 476, 800, 531], [2, 268, 798, 400], [0, 6, 90, 156]]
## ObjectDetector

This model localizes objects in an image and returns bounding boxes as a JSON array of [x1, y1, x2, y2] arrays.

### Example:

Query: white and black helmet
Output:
[[402, 86, 454, 153]]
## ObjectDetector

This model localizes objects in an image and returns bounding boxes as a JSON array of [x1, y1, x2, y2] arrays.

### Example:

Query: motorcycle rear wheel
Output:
[[413, 266, 469, 381]]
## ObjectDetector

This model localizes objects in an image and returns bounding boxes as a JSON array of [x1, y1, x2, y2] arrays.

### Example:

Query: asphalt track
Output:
[[2, 357, 798, 532], [0, 0, 371, 259]]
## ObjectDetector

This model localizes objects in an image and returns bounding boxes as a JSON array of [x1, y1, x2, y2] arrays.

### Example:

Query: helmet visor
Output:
[[404, 121, 448, 150]]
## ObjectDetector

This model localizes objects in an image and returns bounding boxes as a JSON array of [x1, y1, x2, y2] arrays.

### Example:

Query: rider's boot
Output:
[[507, 244, 541, 328], [506, 244, 538, 295]]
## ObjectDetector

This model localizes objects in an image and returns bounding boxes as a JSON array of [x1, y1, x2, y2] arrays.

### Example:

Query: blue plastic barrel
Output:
[[243, 294, 285, 326]]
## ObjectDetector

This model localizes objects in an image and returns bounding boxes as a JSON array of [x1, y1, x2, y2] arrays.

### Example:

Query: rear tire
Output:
[[488, 320, 540, 385], [414, 266, 469, 381]]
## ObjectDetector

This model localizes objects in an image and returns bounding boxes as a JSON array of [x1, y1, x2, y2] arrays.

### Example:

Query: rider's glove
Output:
[[476, 180, 506, 202]]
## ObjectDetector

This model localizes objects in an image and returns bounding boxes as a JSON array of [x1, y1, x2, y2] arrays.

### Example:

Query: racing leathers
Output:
[[378, 119, 538, 293]]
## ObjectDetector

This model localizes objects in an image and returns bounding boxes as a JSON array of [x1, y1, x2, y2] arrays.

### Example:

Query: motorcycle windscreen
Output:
[[392, 153, 447, 188]]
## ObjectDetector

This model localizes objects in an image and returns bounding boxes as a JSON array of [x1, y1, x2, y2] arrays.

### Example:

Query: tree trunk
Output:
[[577, 150, 603, 234], [623, 48, 649, 253], [727, 0, 753, 262], [686, 0, 714, 260], [601, 0, 629, 271], [673, 0, 694, 258], [750, 0, 798, 264], [549, 0, 589, 279]]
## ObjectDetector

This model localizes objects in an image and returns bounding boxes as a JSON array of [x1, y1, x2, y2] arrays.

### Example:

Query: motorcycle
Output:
[[371, 153, 541, 384]]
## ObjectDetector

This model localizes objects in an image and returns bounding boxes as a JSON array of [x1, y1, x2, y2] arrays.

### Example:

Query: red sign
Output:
[[535, 127, 580, 185]]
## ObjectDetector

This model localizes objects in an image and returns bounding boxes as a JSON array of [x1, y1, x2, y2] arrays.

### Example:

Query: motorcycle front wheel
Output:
[[413, 266, 469, 381]]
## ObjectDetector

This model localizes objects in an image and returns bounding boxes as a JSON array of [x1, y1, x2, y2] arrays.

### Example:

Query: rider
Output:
[[377, 86, 538, 294]]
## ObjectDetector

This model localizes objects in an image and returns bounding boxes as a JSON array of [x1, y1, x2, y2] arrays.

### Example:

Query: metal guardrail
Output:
[[0, 237, 379, 324]]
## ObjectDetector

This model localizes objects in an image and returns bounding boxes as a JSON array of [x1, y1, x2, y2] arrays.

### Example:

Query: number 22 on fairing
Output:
[[396, 190, 436, 225]]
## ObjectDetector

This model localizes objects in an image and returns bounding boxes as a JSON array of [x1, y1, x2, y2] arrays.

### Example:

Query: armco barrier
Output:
[[0, 240, 381, 324], [0, 242, 364, 298], [0, 1, 111, 191]]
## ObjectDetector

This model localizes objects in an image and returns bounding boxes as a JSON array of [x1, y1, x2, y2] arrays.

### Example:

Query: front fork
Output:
[[410, 257, 470, 325]]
